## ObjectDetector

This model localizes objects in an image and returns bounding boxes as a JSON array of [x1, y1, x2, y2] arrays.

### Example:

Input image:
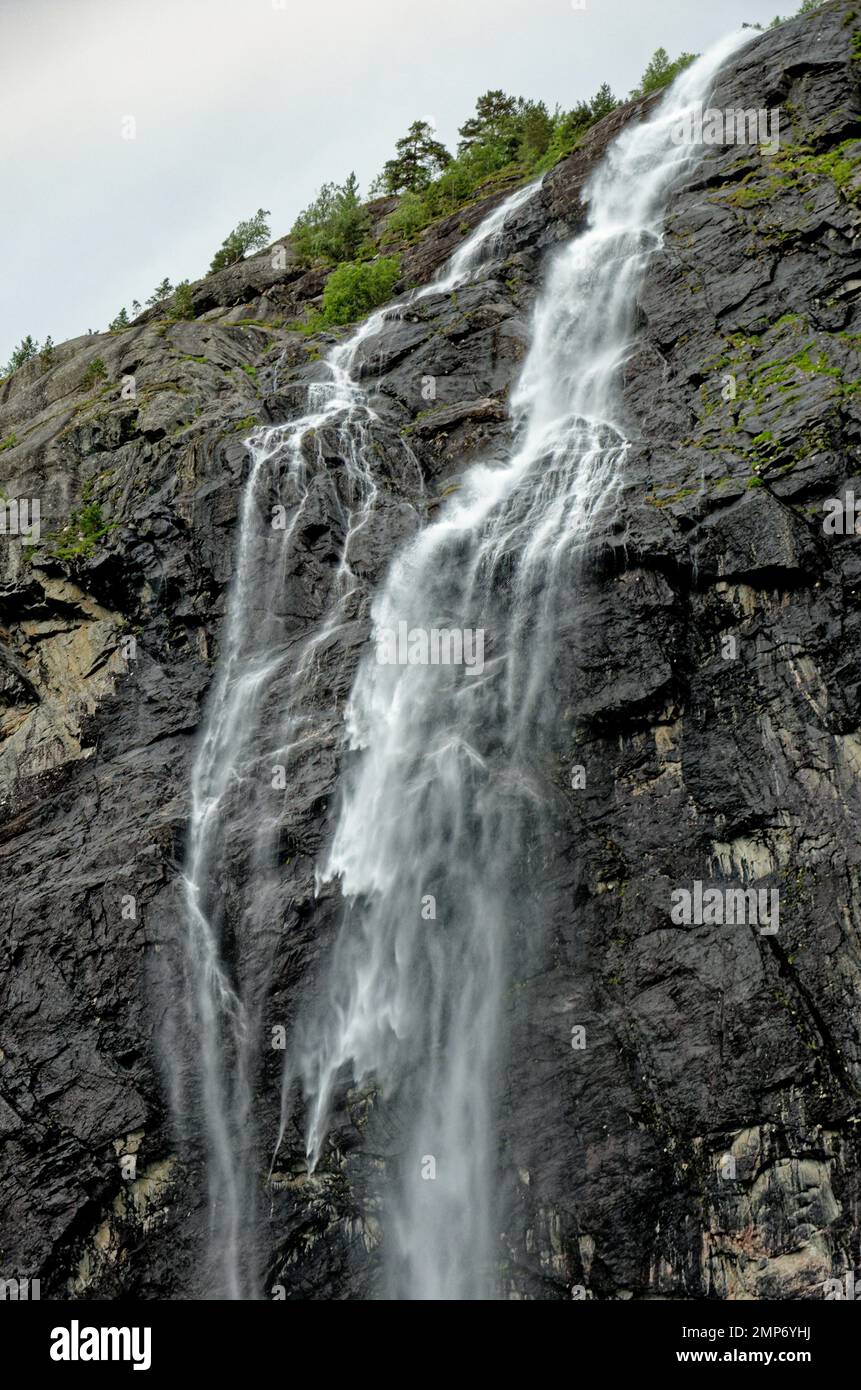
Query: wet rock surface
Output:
[[1, 0, 860, 1300]]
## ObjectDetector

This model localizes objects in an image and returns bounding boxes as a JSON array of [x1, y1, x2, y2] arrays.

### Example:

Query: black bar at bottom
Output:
[[3, 1296, 856, 1377]]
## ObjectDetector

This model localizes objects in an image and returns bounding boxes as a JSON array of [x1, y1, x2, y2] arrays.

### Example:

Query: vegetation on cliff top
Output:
[[0, 0, 832, 373]]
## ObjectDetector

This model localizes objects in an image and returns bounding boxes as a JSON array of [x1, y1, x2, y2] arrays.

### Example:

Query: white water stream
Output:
[[177, 30, 748, 1300]]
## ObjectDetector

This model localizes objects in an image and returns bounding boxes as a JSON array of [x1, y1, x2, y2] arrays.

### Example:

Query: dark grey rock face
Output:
[[1, 0, 860, 1300]]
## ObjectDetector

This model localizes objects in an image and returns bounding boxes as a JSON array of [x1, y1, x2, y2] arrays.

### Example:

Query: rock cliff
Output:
[[1, 0, 859, 1300]]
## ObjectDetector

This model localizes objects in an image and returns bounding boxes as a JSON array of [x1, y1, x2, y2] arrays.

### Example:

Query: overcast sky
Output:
[[1, 0, 790, 366]]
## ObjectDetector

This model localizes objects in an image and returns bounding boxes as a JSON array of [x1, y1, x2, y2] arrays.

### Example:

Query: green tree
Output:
[[630, 48, 697, 99], [517, 100, 554, 163], [170, 281, 195, 320], [535, 83, 618, 173], [109, 307, 130, 331], [146, 278, 174, 308], [4, 336, 39, 376], [383, 121, 452, 194], [458, 90, 580, 171], [458, 90, 519, 154], [291, 174, 371, 266], [209, 208, 271, 272], [589, 82, 618, 121]]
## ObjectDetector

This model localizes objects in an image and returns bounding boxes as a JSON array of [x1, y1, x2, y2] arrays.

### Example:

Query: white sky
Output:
[[1, 0, 789, 365]]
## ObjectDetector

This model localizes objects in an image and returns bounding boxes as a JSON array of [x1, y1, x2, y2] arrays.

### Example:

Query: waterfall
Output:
[[176, 177, 542, 1299], [294, 31, 750, 1301]]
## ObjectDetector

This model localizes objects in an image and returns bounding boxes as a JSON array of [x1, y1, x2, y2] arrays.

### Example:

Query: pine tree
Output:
[[146, 278, 174, 307], [517, 100, 553, 162], [589, 83, 618, 121], [4, 336, 39, 375], [383, 121, 452, 194], [630, 48, 697, 100], [636, 47, 672, 96], [458, 91, 519, 153]]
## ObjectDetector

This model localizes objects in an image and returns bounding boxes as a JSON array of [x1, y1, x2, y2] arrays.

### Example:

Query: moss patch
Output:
[[48, 501, 117, 560]]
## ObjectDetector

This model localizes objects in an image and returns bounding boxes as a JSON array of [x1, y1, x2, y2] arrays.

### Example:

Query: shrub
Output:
[[764, 0, 827, 22], [209, 208, 271, 273], [419, 139, 519, 225], [80, 357, 108, 390], [425, 153, 487, 215], [291, 174, 371, 266], [53, 501, 114, 560], [534, 85, 619, 172], [383, 190, 432, 243], [109, 307, 130, 331], [321, 256, 401, 325], [170, 281, 195, 320]]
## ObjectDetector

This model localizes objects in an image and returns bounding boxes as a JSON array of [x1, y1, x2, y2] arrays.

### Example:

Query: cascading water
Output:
[[176, 177, 540, 1299], [294, 31, 750, 1301]]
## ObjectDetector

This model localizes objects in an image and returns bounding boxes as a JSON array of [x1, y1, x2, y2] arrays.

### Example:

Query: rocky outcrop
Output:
[[1, 0, 860, 1300]]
